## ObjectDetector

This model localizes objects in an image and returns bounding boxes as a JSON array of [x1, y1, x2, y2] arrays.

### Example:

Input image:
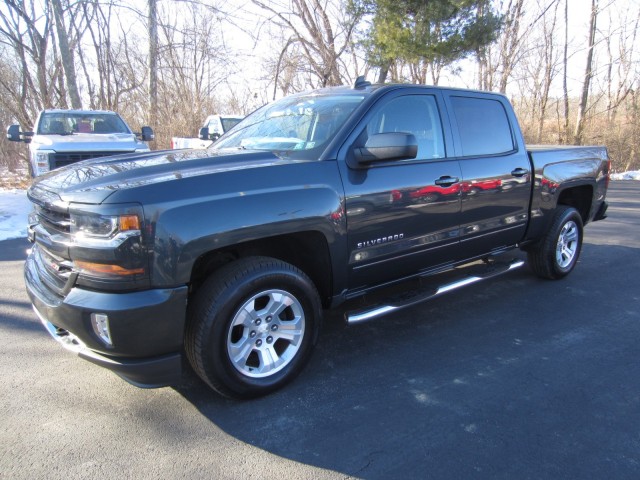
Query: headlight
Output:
[[68, 206, 148, 285], [71, 212, 140, 245], [31, 150, 54, 176]]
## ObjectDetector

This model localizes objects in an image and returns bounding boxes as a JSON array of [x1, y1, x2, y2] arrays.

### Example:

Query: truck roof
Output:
[[40, 109, 120, 115], [309, 82, 509, 100]]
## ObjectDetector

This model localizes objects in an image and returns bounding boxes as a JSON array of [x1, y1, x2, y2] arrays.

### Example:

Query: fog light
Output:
[[91, 313, 113, 346]]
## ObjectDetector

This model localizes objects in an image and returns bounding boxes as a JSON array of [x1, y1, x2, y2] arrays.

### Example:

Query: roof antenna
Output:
[[353, 76, 371, 89]]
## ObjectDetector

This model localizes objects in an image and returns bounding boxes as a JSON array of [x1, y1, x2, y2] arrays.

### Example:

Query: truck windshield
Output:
[[38, 112, 130, 135], [220, 117, 243, 133], [213, 94, 365, 153]]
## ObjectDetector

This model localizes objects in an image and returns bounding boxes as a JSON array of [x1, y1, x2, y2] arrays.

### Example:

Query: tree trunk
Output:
[[574, 0, 597, 145], [148, 0, 158, 127], [376, 60, 391, 83], [51, 0, 81, 109], [499, 0, 525, 94], [562, 0, 569, 143]]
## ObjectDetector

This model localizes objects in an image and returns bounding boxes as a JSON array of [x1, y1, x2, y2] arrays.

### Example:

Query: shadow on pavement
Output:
[[173, 242, 640, 478], [0, 238, 30, 262]]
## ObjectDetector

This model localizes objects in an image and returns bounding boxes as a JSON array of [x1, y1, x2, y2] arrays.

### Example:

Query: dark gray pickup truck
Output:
[[24, 80, 609, 398]]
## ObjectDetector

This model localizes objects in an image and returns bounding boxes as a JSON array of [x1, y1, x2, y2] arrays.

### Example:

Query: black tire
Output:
[[527, 205, 583, 279], [423, 192, 440, 203], [185, 256, 322, 399]]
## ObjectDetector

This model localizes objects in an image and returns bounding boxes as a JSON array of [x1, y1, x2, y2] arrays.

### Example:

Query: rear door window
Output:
[[450, 96, 514, 156]]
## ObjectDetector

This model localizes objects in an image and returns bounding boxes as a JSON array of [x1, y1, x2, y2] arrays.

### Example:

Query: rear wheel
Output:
[[527, 206, 583, 279], [423, 192, 440, 203], [185, 256, 322, 399]]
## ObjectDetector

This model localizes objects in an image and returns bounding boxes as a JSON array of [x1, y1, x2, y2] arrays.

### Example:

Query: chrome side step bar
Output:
[[345, 258, 525, 325]]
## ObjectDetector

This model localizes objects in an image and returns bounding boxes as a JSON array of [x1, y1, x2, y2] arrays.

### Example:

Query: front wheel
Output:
[[185, 257, 322, 399], [527, 205, 584, 279]]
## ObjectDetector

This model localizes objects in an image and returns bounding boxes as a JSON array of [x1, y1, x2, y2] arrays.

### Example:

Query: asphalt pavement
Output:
[[1, 182, 639, 479]]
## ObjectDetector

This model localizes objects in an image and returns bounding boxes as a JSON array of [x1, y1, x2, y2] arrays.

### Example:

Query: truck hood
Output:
[[29, 148, 297, 205], [31, 133, 147, 152]]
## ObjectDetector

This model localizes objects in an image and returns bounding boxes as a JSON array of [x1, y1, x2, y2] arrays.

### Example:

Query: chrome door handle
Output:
[[434, 176, 460, 187], [511, 168, 529, 177]]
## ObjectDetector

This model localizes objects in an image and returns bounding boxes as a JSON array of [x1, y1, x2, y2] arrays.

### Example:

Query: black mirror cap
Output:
[[354, 132, 418, 165], [198, 127, 209, 140], [140, 126, 155, 142]]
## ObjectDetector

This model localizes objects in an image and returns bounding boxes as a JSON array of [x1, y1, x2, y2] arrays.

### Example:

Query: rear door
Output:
[[444, 93, 532, 258], [337, 89, 462, 292]]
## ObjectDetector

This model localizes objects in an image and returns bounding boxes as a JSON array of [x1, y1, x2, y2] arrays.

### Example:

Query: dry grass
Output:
[[0, 167, 30, 190]]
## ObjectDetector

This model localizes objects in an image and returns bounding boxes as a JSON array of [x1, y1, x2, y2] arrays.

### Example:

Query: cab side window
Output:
[[367, 95, 445, 160], [450, 96, 514, 156]]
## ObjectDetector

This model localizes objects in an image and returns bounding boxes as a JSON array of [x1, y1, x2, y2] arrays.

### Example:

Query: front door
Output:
[[337, 91, 462, 292]]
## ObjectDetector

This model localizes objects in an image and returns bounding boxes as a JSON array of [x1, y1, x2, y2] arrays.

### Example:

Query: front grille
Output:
[[35, 203, 70, 233], [33, 245, 73, 297], [28, 192, 77, 295], [52, 151, 127, 168]]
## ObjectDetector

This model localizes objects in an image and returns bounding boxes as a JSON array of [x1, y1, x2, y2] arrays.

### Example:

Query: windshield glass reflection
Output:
[[213, 93, 365, 154], [38, 112, 130, 135]]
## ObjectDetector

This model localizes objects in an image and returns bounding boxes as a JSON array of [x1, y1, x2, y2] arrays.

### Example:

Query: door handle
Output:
[[511, 168, 529, 177], [435, 176, 460, 187]]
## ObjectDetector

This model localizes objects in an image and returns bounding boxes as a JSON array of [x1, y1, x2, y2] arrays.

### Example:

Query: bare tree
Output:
[[603, 7, 639, 124], [625, 86, 640, 171], [0, 55, 29, 170], [535, 0, 561, 142], [476, 0, 566, 96], [148, 0, 158, 127], [574, 0, 598, 145], [561, 0, 570, 142], [0, 0, 57, 122], [153, 0, 230, 140], [251, 0, 362, 90], [51, 0, 81, 108], [73, 1, 148, 114], [497, 0, 525, 93]]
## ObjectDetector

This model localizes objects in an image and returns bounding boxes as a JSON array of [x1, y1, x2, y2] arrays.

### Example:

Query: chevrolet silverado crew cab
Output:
[[7, 109, 154, 177], [24, 79, 609, 399]]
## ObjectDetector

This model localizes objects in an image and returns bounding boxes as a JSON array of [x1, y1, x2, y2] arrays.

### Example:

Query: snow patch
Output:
[[0, 189, 30, 241], [611, 170, 640, 181]]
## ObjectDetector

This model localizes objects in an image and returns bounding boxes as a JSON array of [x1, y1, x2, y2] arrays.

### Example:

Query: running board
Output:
[[345, 258, 525, 325]]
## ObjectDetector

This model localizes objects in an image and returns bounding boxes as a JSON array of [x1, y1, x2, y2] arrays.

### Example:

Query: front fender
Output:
[[145, 161, 347, 289]]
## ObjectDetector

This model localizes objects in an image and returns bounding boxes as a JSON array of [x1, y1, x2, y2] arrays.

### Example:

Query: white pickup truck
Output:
[[171, 114, 243, 149], [7, 109, 154, 177]]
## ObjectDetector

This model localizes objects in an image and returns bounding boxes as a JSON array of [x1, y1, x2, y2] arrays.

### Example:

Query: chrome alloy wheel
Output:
[[556, 220, 579, 268], [227, 289, 305, 378]]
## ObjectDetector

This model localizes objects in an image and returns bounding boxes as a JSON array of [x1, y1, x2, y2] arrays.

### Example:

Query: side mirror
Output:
[[7, 124, 33, 143], [198, 127, 209, 140], [140, 126, 154, 142], [353, 132, 418, 165], [210, 132, 221, 141]]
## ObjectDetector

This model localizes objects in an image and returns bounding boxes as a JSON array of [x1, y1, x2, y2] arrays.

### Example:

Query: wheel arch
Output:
[[522, 182, 593, 250], [556, 184, 593, 224], [189, 231, 334, 307]]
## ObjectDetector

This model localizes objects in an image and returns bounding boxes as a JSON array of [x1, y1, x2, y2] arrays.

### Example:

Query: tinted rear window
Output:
[[450, 96, 514, 156]]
